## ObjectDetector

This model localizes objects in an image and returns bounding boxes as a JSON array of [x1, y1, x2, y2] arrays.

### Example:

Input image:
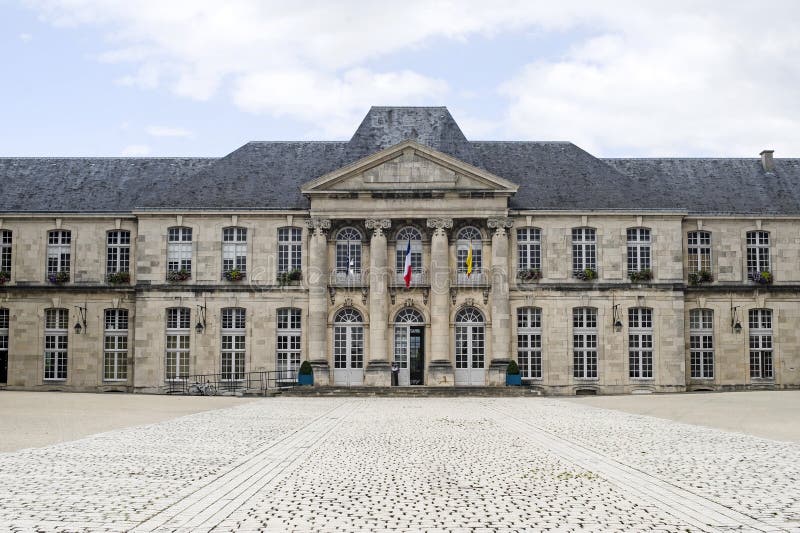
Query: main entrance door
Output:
[[393, 308, 425, 386], [454, 307, 486, 386], [333, 307, 364, 386]]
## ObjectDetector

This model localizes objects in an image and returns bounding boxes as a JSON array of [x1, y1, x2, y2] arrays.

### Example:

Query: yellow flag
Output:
[[466, 241, 473, 277]]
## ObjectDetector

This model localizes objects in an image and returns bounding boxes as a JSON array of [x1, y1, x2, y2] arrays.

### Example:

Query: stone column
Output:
[[426, 217, 455, 386], [487, 217, 514, 386], [364, 218, 391, 386], [305, 218, 331, 386]]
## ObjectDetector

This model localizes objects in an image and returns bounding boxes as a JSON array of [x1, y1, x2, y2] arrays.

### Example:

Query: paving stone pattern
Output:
[[0, 398, 798, 532]]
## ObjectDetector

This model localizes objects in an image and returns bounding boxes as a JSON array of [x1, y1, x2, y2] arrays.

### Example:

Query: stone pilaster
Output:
[[487, 217, 514, 386], [364, 219, 391, 386], [426, 217, 455, 386], [305, 217, 331, 386]]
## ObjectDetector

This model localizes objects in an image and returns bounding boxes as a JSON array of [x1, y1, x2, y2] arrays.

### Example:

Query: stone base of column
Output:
[[310, 361, 330, 387], [487, 359, 512, 387], [364, 360, 391, 387], [427, 360, 455, 387]]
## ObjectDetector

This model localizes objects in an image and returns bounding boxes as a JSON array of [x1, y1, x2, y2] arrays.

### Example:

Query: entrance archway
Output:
[[333, 307, 364, 386], [393, 308, 425, 386], [454, 306, 486, 386]]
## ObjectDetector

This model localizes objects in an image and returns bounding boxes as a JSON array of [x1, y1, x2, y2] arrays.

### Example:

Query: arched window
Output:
[[517, 307, 542, 379], [573, 307, 598, 379], [395, 227, 423, 285], [748, 309, 773, 379], [628, 308, 653, 379], [395, 308, 424, 323], [456, 226, 483, 283], [393, 308, 425, 385], [221, 308, 246, 381], [335, 227, 363, 275], [746, 231, 770, 281], [277, 308, 301, 376], [333, 307, 364, 386], [689, 309, 713, 379], [455, 306, 485, 385], [44, 308, 69, 380]]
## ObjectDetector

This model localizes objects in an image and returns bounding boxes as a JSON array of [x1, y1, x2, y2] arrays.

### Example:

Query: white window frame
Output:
[[221, 308, 246, 381], [456, 227, 483, 276], [0, 230, 12, 275], [277, 308, 302, 377], [626, 228, 651, 274], [517, 227, 541, 271], [167, 227, 193, 274], [573, 307, 598, 379], [278, 227, 302, 274], [748, 309, 773, 379], [571, 228, 596, 275], [628, 308, 653, 379], [746, 231, 770, 281], [47, 230, 71, 277], [104, 309, 128, 381], [106, 230, 131, 275], [335, 227, 363, 275], [222, 227, 248, 274], [689, 309, 714, 379], [517, 307, 542, 380], [687, 231, 711, 274], [165, 308, 190, 381], [44, 308, 68, 381]]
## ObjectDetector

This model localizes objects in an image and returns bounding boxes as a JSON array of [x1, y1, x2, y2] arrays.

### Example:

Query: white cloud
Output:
[[23, 0, 800, 154], [19, 33, 33, 42], [120, 144, 150, 156], [146, 125, 193, 138]]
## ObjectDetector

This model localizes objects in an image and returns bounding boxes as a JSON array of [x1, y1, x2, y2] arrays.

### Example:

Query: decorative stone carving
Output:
[[305, 218, 331, 236], [361, 287, 369, 305], [365, 218, 391, 237], [426, 218, 454, 230], [487, 217, 514, 235]]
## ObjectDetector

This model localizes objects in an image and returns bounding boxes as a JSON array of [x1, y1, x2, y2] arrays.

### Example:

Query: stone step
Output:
[[278, 386, 542, 397]]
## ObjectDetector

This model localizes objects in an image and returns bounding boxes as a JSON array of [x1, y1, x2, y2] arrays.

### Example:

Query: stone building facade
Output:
[[1, 107, 799, 394]]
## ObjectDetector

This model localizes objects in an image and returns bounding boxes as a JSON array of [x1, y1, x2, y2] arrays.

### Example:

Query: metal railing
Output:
[[329, 268, 369, 287], [390, 268, 429, 287], [451, 269, 489, 287], [165, 370, 299, 396]]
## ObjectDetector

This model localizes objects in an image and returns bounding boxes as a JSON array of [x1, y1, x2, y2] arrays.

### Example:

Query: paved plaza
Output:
[[0, 393, 798, 532]]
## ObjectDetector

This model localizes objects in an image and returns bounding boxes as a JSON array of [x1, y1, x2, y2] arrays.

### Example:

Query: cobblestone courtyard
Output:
[[0, 395, 799, 532]]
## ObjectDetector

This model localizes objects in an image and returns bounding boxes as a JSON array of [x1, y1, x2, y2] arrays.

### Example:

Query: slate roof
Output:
[[2, 106, 800, 215]]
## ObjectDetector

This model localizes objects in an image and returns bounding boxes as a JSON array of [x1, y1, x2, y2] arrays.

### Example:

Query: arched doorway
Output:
[[333, 307, 364, 386], [393, 308, 425, 386], [454, 307, 486, 386]]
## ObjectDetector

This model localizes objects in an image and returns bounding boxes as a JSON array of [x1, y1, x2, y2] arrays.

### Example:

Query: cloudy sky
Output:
[[2, 0, 799, 157]]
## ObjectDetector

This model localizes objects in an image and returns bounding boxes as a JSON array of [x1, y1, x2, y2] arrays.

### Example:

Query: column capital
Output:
[[305, 217, 331, 236], [487, 217, 514, 230], [365, 218, 391, 237], [426, 218, 454, 230]]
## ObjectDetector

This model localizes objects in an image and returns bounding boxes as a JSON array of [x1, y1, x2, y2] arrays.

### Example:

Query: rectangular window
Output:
[[627, 228, 651, 273], [573, 307, 598, 379], [277, 308, 301, 376], [748, 309, 773, 379], [517, 307, 542, 379], [746, 231, 770, 281], [278, 227, 302, 273], [221, 308, 246, 381], [628, 308, 653, 379], [572, 228, 596, 274], [689, 309, 714, 379], [687, 231, 711, 274], [44, 309, 68, 380], [47, 230, 71, 277], [167, 227, 192, 274], [0, 230, 12, 276], [222, 227, 247, 274], [165, 308, 190, 381], [104, 309, 128, 381], [106, 230, 131, 274], [517, 228, 541, 271], [0, 308, 8, 383]]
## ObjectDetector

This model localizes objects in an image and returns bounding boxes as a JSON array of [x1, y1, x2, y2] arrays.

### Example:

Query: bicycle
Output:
[[187, 380, 217, 396]]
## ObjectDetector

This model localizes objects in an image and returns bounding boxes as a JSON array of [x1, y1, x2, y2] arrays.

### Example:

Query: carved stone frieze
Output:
[[487, 217, 514, 229], [426, 218, 454, 230], [305, 218, 331, 236], [365, 219, 391, 236]]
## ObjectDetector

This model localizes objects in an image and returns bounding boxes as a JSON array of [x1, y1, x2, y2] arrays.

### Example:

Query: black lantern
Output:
[[731, 302, 742, 334], [73, 303, 87, 334], [196, 300, 207, 334]]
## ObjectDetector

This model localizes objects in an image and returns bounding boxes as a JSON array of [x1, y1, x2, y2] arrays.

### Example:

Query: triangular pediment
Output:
[[301, 140, 518, 195]]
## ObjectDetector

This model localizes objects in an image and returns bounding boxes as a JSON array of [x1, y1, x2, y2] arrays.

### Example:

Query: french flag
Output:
[[403, 239, 412, 288]]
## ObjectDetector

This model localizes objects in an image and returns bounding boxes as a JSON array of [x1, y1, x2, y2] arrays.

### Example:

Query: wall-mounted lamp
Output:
[[612, 301, 623, 333], [195, 299, 207, 334], [731, 302, 742, 334], [73, 303, 87, 334], [482, 287, 490, 305], [389, 286, 397, 305]]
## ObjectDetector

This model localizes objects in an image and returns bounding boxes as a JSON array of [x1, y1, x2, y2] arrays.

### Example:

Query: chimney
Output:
[[760, 149, 775, 172]]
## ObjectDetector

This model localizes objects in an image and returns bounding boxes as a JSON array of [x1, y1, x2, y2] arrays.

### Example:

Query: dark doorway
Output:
[[409, 326, 424, 385], [0, 349, 7, 383]]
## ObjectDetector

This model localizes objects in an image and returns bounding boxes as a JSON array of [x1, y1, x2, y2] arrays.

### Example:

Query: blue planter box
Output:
[[297, 373, 313, 386], [506, 374, 522, 386]]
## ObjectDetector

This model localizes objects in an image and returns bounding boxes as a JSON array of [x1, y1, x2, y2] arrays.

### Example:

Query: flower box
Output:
[[166, 269, 191, 282], [517, 268, 542, 283], [574, 268, 597, 281], [223, 269, 245, 282], [0, 271, 9, 285], [628, 269, 653, 282], [107, 271, 131, 285], [506, 360, 522, 386], [688, 270, 713, 286], [277, 268, 303, 286], [753, 271, 773, 285], [48, 271, 70, 284]]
